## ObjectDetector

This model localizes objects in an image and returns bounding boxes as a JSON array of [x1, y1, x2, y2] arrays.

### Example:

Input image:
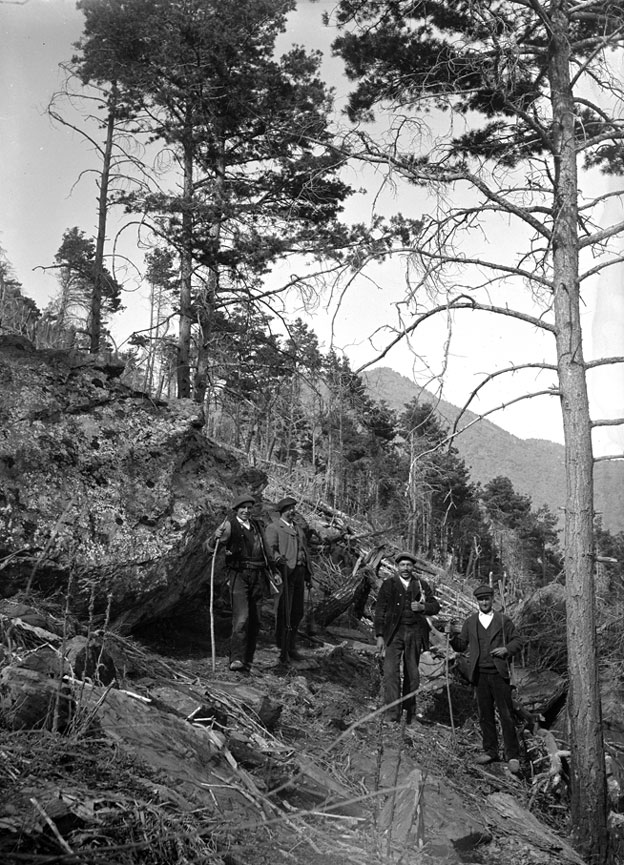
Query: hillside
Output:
[[2, 342, 623, 865], [363, 367, 624, 534]]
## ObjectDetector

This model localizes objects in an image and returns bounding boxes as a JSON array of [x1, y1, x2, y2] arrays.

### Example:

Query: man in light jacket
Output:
[[265, 496, 313, 663], [448, 583, 523, 774]]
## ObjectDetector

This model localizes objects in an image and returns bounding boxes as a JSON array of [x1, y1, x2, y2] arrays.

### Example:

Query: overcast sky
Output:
[[2, 0, 623, 457]]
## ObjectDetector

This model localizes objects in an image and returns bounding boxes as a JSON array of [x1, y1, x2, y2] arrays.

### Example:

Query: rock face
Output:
[[0, 340, 252, 633]]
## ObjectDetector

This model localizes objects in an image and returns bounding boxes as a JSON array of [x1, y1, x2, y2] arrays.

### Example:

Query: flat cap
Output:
[[395, 551, 417, 564], [232, 493, 255, 510], [473, 583, 494, 599], [277, 496, 298, 512]]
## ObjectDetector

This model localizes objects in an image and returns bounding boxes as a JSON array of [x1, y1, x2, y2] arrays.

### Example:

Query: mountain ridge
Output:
[[363, 367, 623, 533]]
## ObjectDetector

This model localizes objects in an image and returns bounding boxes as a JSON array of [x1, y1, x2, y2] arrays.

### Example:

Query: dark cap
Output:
[[277, 496, 298, 513], [232, 493, 255, 510], [395, 551, 417, 564], [474, 583, 494, 599]]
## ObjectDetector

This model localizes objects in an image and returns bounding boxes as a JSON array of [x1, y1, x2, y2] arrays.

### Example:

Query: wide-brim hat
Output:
[[232, 493, 255, 510], [277, 496, 298, 512], [474, 583, 494, 599], [395, 551, 417, 564]]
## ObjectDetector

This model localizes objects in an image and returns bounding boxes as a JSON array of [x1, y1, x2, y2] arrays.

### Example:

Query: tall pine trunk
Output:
[[193, 147, 225, 405], [90, 81, 118, 354], [549, 7, 608, 860], [177, 111, 194, 399]]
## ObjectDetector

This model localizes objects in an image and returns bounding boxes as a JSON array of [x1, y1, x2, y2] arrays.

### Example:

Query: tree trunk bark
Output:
[[90, 81, 118, 354], [177, 117, 194, 399], [193, 147, 224, 405], [549, 8, 608, 861], [310, 571, 371, 628]]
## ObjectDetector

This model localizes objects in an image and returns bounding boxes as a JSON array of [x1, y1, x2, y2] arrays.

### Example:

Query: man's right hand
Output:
[[376, 636, 385, 657]]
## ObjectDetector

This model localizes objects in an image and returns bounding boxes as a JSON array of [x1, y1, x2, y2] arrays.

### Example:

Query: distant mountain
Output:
[[363, 367, 624, 534]]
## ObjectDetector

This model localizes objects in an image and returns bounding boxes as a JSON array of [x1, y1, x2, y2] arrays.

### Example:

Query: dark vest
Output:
[[477, 619, 497, 672], [399, 579, 422, 627], [226, 518, 266, 569]]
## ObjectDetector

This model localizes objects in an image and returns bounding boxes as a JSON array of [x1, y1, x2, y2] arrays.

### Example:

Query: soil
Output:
[[0, 611, 582, 865]]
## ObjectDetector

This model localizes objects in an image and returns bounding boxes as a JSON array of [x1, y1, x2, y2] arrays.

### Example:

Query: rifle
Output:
[[280, 561, 291, 664], [305, 582, 316, 636]]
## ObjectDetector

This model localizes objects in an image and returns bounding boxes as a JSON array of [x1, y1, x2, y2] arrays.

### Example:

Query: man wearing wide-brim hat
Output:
[[265, 496, 313, 663], [374, 551, 441, 723], [208, 493, 279, 672], [447, 583, 523, 774]]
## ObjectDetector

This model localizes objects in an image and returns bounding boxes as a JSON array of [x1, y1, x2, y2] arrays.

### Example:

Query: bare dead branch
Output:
[[591, 417, 624, 428], [412, 389, 562, 464], [585, 356, 624, 369], [451, 362, 558, 436], [354, 300, 556, 374], [580, 256, 624, 283], [580, 218, 624, 249]]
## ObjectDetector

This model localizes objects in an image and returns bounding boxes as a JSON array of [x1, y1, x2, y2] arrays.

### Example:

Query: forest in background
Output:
[[1, 0, 624, 618], [3, 240, 624, 610]]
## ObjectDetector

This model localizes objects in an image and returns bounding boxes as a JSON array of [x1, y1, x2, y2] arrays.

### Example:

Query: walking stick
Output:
[[209, 539, 219, 673], [445, 628, 456, 744], [445, 591, 459, 744]]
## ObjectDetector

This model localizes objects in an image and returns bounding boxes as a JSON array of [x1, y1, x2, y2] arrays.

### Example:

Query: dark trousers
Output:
[[230, 569, 263, 666], [382, 625, 422, 720], [475, 670, 520, 760], [275, 564, 306, 653]]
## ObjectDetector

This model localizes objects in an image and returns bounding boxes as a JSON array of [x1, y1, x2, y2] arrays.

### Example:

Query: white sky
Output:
[[2, 0, 623, 456]]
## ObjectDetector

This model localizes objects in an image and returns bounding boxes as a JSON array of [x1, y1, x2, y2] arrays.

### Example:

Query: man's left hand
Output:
[[410, 601, 425, 612], [491, 647, 508, 658]]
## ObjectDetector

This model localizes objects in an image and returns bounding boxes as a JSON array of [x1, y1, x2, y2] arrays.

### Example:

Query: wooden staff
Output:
[[210, 539, 220, 673]]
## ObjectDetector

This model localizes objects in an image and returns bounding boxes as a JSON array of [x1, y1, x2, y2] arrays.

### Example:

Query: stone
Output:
[[0, 342, 249, 633], [0, 648, 74, 731]]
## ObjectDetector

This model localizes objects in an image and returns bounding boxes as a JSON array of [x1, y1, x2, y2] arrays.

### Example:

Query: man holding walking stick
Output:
[[265, 496, 313, 664], [207, 493, 279, 673]]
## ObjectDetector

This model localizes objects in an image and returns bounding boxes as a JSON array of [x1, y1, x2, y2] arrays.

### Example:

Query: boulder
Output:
[[64, 635, 117, 686], [0, 647, 74, 730], [0, 341, 252, 633], [377, 758, 491, 859]]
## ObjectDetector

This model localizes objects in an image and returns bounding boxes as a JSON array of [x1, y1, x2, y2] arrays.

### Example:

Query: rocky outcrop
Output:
[[0, 340, 253, 633]]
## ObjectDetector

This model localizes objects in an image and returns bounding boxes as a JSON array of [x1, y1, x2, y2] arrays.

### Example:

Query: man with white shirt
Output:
[[210, 493, 278, 672], [448, 583, 522, 773], [374, 551, 440, 723]]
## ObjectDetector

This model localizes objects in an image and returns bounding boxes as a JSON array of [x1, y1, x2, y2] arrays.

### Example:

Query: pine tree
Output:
[[333, 3, 624, 854], [75, 0, 351, 400]]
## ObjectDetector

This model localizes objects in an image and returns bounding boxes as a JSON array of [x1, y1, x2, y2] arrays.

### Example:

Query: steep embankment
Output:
[[0, 337, 255, 631], [1, 342, 620, 865]]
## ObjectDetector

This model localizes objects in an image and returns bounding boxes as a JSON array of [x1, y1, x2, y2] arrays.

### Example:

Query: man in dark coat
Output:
[[448, 583, 522, 773], [265, 496, 313, 663], [209, 493, 278, 672], [374, 551, 441, 722]]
